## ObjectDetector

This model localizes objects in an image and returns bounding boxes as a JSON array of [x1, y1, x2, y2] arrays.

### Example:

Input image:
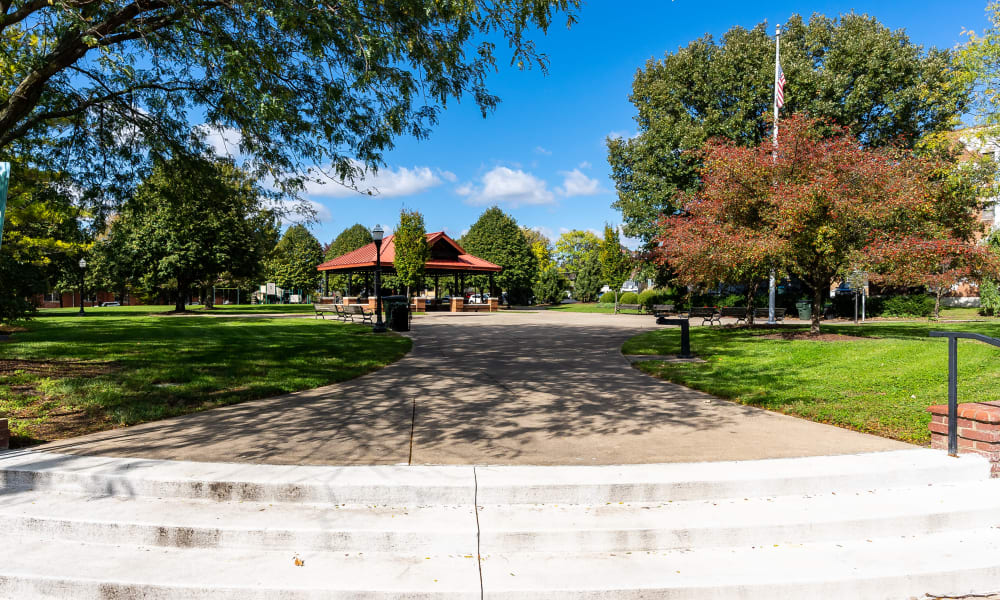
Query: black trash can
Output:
[[382, 295, 409, 331]]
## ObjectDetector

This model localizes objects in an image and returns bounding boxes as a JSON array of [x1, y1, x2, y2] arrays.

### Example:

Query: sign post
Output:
[[0, 162, 10, 249]]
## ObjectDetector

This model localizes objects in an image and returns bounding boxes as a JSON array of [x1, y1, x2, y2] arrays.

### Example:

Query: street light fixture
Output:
[[78, 257, 87, 316], [371, 224, 386, 333]]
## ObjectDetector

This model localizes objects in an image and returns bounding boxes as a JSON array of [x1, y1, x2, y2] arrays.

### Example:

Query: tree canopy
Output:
[[656, 114, 994, 333], [109, 156, 276, 311], [393, 209, 429, 297], [0, 0, 579, 219], [461, 207, 537, 304], [608, 13, 967, 247], [598, 224, 631, 300], [265, 224, 324, 296], [554, 229, 601, 273], [325, 224, 374, 262]]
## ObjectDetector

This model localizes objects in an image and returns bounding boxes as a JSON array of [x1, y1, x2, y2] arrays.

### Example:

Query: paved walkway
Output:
[[40, 311, 908, 465]]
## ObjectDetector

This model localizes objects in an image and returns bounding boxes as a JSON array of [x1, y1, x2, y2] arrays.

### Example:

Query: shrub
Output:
[[599, 291, 616, 304], [637, 288, 672, 311], [981, 280, 1000, 316], [717, 293, 746, 307], [883, 294, 934, 317], [619, 291, 639, 304]]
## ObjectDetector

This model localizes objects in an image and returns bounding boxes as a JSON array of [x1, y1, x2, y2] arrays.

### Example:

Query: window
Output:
[[44, 291, 59, 302]]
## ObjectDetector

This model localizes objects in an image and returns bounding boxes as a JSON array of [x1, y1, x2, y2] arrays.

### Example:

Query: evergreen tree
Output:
[[599, 224, 632, 304], [325, 224, 374, 261], [462, 207, 538, 305], [533, 265, 569, 305], [573, 251, 604, 302]]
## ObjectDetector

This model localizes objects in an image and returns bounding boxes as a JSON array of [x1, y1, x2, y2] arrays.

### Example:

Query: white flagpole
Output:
[[768, 23, 780, 325]]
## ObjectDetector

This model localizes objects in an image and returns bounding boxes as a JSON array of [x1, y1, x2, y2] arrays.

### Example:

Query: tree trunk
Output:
[[934, 288, 943, 319], [744, 282, 759, 327], [175, 282, 188, 313], [811, 284, 825, 335], [203, 285, 215, 309]]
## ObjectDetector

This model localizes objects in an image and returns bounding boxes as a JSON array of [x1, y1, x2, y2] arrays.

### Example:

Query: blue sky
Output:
[[226, 1, 994, 249]]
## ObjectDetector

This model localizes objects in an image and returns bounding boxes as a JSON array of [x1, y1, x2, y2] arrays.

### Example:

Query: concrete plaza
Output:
[[39, 310, 907, 465]]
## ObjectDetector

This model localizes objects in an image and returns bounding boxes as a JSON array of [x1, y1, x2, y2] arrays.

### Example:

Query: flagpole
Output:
[[768, 23, 780, 325]]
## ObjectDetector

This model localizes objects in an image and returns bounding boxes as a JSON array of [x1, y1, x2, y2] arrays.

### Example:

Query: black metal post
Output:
[[373, 240, 386, 332], [323, 271, 329, 297], [78, 268, 85, 316], [948, 335, 958, 456], [655, 317, 693, 358]]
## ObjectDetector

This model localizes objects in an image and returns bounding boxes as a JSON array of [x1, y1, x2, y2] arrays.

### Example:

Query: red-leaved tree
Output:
[[656, 114, 989, 333]]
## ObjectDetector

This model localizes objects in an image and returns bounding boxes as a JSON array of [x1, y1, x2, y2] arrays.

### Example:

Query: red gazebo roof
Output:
[[317, 231, 502, 274]]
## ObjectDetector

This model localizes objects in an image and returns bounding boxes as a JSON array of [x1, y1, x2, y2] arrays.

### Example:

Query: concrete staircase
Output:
[[1, 448, 999, 599]]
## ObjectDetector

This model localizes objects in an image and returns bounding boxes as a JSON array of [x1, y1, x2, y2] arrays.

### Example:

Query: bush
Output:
[[619, 291, 639, 304], [883, 294, 934, 317], [981, 280, 1000, 316], [599, 291, 616, 304], [637, 288, 671, 311], [717, 293, 746, 307]]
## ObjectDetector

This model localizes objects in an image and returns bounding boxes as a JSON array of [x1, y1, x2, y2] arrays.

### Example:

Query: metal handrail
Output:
[[928, 331, 1000, 456]]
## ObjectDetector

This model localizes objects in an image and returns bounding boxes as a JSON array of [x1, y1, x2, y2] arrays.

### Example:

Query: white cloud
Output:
[[607, 130, 630, 141], [534, 146, 552, 156], [198, 125, 243, 158], [457, 166, 555, 208], [557, 168, 601, 197], [306, 161, 446, 198], [578, 161, 592, 169], [530, 225, 556, 242]]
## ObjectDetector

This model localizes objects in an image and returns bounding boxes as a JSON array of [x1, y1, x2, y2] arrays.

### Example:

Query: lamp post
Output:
[[77, 257, 87, 316], [372, 224, 386, 333]]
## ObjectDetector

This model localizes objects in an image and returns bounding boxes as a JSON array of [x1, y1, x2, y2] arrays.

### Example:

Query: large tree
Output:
[[554, 229, 601, 273], [265, 225, 324, 297], [955, 2, 1000, 134], [0, 0, 579, 221], [0, 166, 86, 322], [657, 114, 991, 334], [109, 156, 275, 312], [325, 224, 374, 262], [461, 207, 537, 305], [608, 13, 967, 248], [393, 209, 429, 299], [599, 224, 632, 304]]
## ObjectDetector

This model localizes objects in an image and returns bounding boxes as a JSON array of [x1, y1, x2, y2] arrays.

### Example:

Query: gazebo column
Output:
[[489, 273, 495, 298], [460, 274, 465, 298], [453, 273, 459, 297], [323, 271, 329, 297]]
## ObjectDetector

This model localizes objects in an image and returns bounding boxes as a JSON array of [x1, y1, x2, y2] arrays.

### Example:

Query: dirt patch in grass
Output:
[[757, 331, 873, 342], [0, 359, 117, 378]]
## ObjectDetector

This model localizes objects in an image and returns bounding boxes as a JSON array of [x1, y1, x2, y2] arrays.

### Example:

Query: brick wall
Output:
[[928, 402, 1000, 477]]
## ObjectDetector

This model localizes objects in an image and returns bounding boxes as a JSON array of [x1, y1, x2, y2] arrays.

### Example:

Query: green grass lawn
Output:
[[622, 321, 1000, 445], [546, 303, 619, 314], [38, 303, 315, 317], [1, 314, 411, 446]]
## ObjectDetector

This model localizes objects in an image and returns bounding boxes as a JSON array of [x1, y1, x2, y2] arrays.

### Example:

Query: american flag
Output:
[[775, 60, 786, 109]]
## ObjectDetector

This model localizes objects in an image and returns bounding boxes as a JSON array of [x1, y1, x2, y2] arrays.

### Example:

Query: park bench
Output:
[[615, 303, 643, 314], [689, 306, 721, 326], [720, 306, 749, 325], [652, 304, 675, 317], [313, 304, 338, 320], [754, 307, 786, 322], [343, 303, 375, 324]]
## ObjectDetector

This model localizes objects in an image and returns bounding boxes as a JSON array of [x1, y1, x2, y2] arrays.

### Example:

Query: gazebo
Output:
[[316, 231, 503, 311]]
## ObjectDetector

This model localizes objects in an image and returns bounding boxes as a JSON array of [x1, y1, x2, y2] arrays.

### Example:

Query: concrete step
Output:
[[475, 449, 990, 504], [0, 450, 474, 504], [0, 489, 477, 553], [0, 536, 482, 599], [478, 479, 1000, 553], [479, 527, 1000, 599], [2, 449, 987, 505]]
